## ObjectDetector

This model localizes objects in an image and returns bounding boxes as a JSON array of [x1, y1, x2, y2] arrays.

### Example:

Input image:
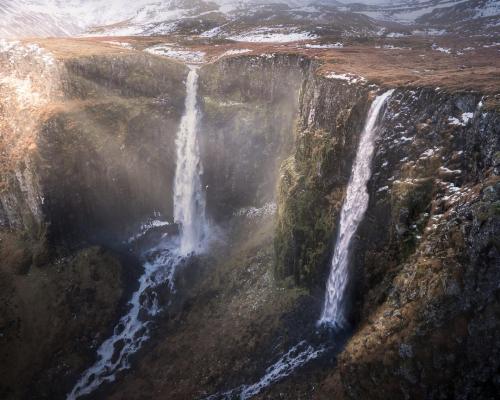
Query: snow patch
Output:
[[229, 28, 317, 43], [102, 41, 134, 49], [304, 42, 343, 49], [234, 202, 276, 219], [325, 72, 367, 85], [448, 112, 474, 127], [432, 44, 451, 54], [218, 48, 251, 59], [144, 44, 205, 63]]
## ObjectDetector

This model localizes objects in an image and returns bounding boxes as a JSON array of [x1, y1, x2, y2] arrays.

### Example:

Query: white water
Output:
[[206, 341, 326, 400], [319, 89, 394, 327], [205, 90, 394, 400], [68, 66, 208, 399], [174, 65, 208, 255], [67, 241, 182, 400]]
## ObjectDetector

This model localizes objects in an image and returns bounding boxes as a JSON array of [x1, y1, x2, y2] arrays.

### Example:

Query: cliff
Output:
[[198, 54, 308, 220], [0, 37, 498, 400], [0, 42, 187, 399], [268, 73, 500, 398], [0, 41, 187, 243]]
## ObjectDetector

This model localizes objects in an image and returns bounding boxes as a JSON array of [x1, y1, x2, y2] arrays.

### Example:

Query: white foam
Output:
[[320, 89, 394, 327]]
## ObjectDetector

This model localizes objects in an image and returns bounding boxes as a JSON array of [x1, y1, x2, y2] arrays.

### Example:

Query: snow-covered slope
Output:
[[0, 0, 384, 38], [0, 0, 219, 37], [0, 0, 498, 38], [344, 0, 499, 27], [416, 0, 500, 34]]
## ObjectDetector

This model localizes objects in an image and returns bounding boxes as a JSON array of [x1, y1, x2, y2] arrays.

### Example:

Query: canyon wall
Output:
[[0, 44, 498, 400], [1, 46, 188, 244], [271, 71, 499, 397], [324, 90, 500, 400], [198, 54, 309, 221], [274, 73, 371, 287], [198, 54, 498, 399], [0, 46, 188, 399]]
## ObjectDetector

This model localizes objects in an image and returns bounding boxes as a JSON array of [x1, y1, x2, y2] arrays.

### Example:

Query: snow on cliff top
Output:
[[228, 28, 318, 43]]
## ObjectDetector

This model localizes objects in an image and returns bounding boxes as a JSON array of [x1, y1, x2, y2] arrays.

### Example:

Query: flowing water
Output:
[[205, 89, 394, 400], [319, 89, 394, 327], [68, 65, 207, 399], [205, 341, 327, 400], [174, 65, 208, 255]]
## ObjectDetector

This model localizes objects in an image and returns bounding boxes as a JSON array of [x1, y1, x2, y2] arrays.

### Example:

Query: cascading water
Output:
[[205, 89, 394, 400], [319, 89, 394, 327], [68, 65, 207, 400], [174, 65, 208, 255]]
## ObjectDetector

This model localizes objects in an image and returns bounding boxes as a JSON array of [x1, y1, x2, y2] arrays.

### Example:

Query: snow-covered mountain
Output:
[[343, 0, 499, 24], [0, 0, 219, 37], [0, 0, 498, 38], [416, 0, 500, 34]]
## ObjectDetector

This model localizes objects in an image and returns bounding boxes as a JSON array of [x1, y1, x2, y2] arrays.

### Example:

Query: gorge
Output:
[[1, 2, 499, 399], [69, 62, 209, 400]]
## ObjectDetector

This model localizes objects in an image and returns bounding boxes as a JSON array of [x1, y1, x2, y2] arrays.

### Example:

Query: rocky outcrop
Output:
[[0, 42, 61, 232]]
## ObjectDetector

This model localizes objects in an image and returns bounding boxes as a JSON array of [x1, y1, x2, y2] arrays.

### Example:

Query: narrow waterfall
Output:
[[205, 90, 394, 400], [68, 65, 208, 400], [174, 65, 208, 255], [319, 89, 394, 327]]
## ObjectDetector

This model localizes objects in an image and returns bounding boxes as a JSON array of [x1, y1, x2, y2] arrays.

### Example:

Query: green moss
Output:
[[390, 178, 434, 260], [493, 151, 500, 166], [492, 200, 500, 216], [274, 129, 340, 288]]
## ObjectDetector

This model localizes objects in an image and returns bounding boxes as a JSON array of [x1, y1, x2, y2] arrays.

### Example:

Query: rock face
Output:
[[0, 46, 187, 243], [0, 41, 499, 400], [39, 54, 187, 243], [272, 77, 500, 398], [319, 91, 500, 400], [0, 45, 187, 399], [198, 54, 309, 221], [274, 73, 370, 287]]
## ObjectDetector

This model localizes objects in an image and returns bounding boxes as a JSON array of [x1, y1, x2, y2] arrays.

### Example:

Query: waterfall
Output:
[[319, 89, 394, 327], [68, 65, 208, 400], [174, 65, 208, 255], [205, 90, 394, 400]]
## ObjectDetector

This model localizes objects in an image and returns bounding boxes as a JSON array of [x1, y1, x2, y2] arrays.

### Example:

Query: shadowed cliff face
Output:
[[198, 54, 309, 221], [39, 54, 188, 243], [269, 82, 500, 398], [1, 47, 188, 244], [274, 73, 370, 288], [0, 41, 499, 400]]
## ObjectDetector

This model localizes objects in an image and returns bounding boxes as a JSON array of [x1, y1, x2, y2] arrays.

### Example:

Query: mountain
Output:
[[416, 0, 500, 35], [0, 0, 498, 38], [341, 0, 499, 36]]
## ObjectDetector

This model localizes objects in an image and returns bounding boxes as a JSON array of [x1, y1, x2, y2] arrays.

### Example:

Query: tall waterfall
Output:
[[68, 66, 208, 400], [319, 89, 394, 327], [174, 65, 208, 255], [205, 90, 394, 400]]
